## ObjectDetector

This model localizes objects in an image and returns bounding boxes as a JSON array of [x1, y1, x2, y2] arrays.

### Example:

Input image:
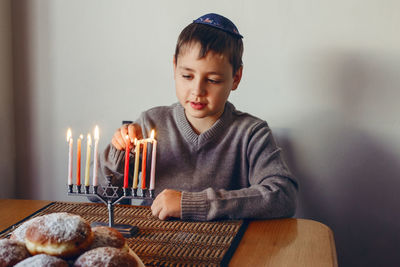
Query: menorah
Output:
[[66, 125, 157, 237], [67, 175, 154, 237]]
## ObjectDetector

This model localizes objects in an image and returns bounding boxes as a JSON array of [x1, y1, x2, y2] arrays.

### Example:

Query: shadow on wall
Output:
[[12, 0, 54, 199], [275, 51, 400, 267], [12, 0, 34, 198]]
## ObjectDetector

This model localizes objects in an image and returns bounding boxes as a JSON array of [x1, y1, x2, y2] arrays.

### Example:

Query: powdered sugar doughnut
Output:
[[10, 216, 42, 242], [73, 247, 139, 267], [89, 226, 128, 251], [25, 212, 93, 258], [14, 254, 68, 267], [0, 239, 30, 267]]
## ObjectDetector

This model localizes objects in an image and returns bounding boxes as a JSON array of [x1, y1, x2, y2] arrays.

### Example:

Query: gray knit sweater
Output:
[[100, 102, 298, 221]]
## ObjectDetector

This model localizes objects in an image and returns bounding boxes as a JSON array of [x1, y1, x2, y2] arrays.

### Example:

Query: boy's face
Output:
[[173, 42, 242, 132]]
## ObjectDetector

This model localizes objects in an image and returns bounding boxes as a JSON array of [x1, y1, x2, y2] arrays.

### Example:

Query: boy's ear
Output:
[[231, 66, 243, 91]]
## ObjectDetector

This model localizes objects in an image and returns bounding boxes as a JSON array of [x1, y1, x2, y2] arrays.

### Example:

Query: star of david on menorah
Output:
[[66, 125, 157, 237]]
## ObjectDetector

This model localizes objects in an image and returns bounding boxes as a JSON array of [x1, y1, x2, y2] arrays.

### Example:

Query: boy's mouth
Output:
[[190, 101, 206, 110]]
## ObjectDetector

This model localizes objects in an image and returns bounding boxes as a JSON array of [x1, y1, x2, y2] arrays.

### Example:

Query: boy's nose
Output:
[[191, 79, 206, 96]]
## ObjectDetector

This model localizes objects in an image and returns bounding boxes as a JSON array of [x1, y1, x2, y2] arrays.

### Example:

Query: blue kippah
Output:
[[193, 13, 243, 39]]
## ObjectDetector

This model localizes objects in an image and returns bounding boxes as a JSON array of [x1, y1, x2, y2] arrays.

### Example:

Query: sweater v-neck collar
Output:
[[175, 102, 233, 147]]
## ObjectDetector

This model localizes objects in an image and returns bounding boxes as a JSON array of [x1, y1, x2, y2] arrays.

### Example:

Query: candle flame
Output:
[[79, 134, 83, 140], [87, 134, 92, 145], [94, 125, 99, 140], [150, 129, 155, 139], [67, 128, 72, 142]]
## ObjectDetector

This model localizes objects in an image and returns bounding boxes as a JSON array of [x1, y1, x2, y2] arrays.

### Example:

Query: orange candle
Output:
[[123, 135, 130, 188], [76, 134, 83, 186], [141, 140, 147, 189]]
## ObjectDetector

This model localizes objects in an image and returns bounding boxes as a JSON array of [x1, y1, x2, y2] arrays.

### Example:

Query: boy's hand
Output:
[[151, 189, 182, 220], [111, 123, 143, 150]]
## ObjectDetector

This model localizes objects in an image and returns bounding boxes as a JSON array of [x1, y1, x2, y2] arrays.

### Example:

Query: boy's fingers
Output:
[[128, 124, 136, 142], [151, 204, 169, 220], [111, 139, 123, 150], [128, 124, 143, 141], [136, 126, 143, 140], [120, 125, 129, 145], [151, 201, 161, 217], [113, 130, 126, 150], [158, 210, 169, 221]]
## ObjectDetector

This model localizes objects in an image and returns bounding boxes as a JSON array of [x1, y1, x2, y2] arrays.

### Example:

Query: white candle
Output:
[[149, 130, 157, 190], [84, 133, 92, 186], [93, 125, 99, 186], [67, 129, 73, 185]]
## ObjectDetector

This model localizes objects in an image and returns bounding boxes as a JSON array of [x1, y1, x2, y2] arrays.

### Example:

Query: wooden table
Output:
[[0, 199, 337, 266]]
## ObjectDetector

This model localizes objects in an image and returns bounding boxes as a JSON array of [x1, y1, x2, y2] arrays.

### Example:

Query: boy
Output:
[[101, 13, 298, 221]]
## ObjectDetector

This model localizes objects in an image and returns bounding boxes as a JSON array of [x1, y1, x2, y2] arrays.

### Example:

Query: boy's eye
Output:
[[182, 75, 192, 79], [207, 79, 221, 84]]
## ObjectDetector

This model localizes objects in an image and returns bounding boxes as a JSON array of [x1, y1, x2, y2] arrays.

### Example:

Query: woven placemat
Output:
[[0, 201, 246, 266]]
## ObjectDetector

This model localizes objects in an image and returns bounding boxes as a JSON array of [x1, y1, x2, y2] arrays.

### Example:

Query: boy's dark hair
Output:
[[174, 23, 243, 75]]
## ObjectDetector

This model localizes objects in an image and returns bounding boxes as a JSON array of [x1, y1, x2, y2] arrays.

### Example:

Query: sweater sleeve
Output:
[[181, 123, 298, 221], [99, 143, 127, 187]]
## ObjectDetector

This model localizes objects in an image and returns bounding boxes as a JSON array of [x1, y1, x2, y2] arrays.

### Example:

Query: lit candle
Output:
[[123, 135, 130, 188], [84, 134, 92, 186], [132, 138, 140, 189], [93, 126, 99, 187], [67, 129, 73, 185], [76, 134, 83, 186], [149, 130, 157, 190], [141, 140, 148, 189]]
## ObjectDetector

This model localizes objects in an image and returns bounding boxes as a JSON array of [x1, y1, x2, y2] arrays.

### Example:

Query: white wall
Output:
[[0, 0, 15, 198], [11, 0, 400, 266]]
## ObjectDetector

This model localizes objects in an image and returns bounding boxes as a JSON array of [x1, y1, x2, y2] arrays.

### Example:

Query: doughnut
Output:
[[89, 226, 128, 251], [0, 239, 30, 267], [14, 254, 68, 267], [73, 247, 139, 267], [10, 216, 42, 242], [25, 212, 93, 258]]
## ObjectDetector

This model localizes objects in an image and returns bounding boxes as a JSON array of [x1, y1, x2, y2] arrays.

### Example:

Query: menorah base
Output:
[[91, 221, 138, 238], [68, 184, 155, 239]]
